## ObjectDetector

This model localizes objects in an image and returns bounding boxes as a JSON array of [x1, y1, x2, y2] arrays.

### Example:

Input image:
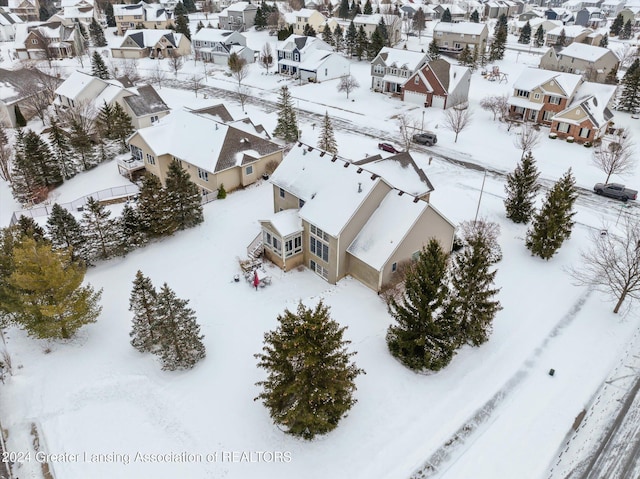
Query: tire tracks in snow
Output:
[[409, 289, 593, 479]]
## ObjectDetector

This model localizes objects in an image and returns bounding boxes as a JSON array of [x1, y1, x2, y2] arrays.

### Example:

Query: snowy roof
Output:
[[353, 14, 385, 25], [262, 209, 303, 238], [293, 8, 325, 19], [94, 84, 123, 106], [375, 47, 428, 71], [433, 21, 487, 35], [189, 104, 234, 123], [121, 29, 182, 49], [269, 144, 386, 237], [113, 3, 143, 16], [223, 1, 256, 12], [134, 109, 281, 174], [434, 3, 467, 14], [122, 85, 170, 117], [554, 81, 616, 127], [277, 34, 332, 54], [546, 25, 591, 37], [61, 0, 93, 7], [513, 67, 582, 97], [557, 43, 616, 62], [0, 68, 57, 103], [354, 152, 434, 196], [298, 50, 339, 71], [54, 70, 99, 100], [0, 11, 23, 25], [192, 28, 241, 43]]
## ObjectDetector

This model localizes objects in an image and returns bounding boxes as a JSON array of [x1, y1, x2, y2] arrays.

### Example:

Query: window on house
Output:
[[299, 199, 305, 208], [454, 42, 461, 49], [310, 260, 329, 279], [130, 145, 143, 160], [146, 153, 155, 165], [548, 96, 561, 105], [578, 127, 590, 138], [31, 39, 38, 44], [436, 31, 442, 37], [197, 168, 209, 181], [556, 122, 570, 133], [533, 93, 541, 100], [294, 53, 299, 61], [515, 89, 530, 98], [279, 187, 285, 198], [411, 251, 420, 261], [285, 235, 303, 257], [391, 262, 397, 272], [310, 235, 329, 262], [150, 115, 159, 123], [414, 76, 419, 85], [325, 68, 328, 76], [543, 110, 554, 121], [374, 64, 384, 74], [245, 165, 253, 175]]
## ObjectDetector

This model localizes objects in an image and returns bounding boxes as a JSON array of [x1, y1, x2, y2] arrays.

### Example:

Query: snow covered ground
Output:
[[1, 23, 640, 479]]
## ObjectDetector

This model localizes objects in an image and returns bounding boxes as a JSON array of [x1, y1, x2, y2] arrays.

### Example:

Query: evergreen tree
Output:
[[428, 38, 440, 60], [333, 24, 344, 52], [105, 3, 115, 27], [91, 51, 110, 79], [605, 64, 618, 85], [610, 14, 623, 36], [129, 271, 158, 353], [81, 197, 121, 261], [555, 28, 566, 47], [14, 105, 26, 127], [16, 216, 48, 243], [48, 117, 75, 179], [518, 21, 531, 44], [619, 59, 640, 113], [621, 19, 632, 40], [442, 7, 452, 22], [255, 301, 363, 440], [95, 101, 114, 139], [273, 86, 298, 142], [4, 238, 101, 339], [386, 239, 456, 372], [111, 103, 133, 151], [322, 24, 334, 46], [470, 9, 479, 22], [504, 151, 540, 224], [458, 45, 474, 67], [182, 0, 196, 13], [11, 130, 47, 205], [355, 25, 368, 60], [23, 129, 61, 188], [449, 222, 502, 347], [174, 1, 187, 15], [119, 203, 146, 253], [363, 0, 372, 15], [89, 17, 107, 47], [164, 161, 204, 231], [303, 23, 316, 37], [377, 17, 389, 47], [46, 203, 86, 261], [526, 169, 577, 260], [254, 7, 267, 30], [413, 8, 426, 38], [489, 14, 508, 61], [137, 173, 176, 238], [217, 183, 227, 199], [599, 33, 608, 48], [155, 283, 206, 371], [534, 25, 545, 47], [175, 14, 191, 40], [368, 27, 385, 59], [338, 0, 349, 19], [69, 119, 97, 170], [317, 111, 338, 154], [345, 21, 357, 57]]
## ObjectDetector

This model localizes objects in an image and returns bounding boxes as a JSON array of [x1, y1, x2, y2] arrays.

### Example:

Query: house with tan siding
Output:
[[111, 29, 190, 59], [544, 25, 593, 46], [113, 2, 173, 35], [127, 108, 283, 195], [290, 8, 327, 35], [256, 143, 455, 292], [402, 59, 471, 109], [432, 21, 489, 56], [539, 43, 619, 83]]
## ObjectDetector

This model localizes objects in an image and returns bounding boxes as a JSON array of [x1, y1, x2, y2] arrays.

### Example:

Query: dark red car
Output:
[[378, 142, 400, 153]]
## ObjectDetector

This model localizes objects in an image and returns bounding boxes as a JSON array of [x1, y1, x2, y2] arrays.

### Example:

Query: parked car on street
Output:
[[378, 142, 401, 153], [412, 132, 438, 146], [593, 183, 638, 202]]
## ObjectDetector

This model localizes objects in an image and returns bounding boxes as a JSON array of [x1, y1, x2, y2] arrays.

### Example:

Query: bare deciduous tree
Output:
[[150, 64, 167, 89], [337, 74, 360, 99], [59, 100, 97, 135], [259, 42, 274, 73], [569, 217, 640, 314], [112, 59, 141, 84], [237, 85, 250, 112], [190, 75, 203, 97], [168, 53, 184, 77], [513, 122, 541, 159], [480, 94, 509, 121], [459, 219, 502, 262], [444, 102, 473, 143], [592, 128, 635, 184], [18, 67, 61, 125], [396, 113, 419, 152]]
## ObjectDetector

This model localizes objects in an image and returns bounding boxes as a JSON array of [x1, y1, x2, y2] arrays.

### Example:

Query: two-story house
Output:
[[352, 14, 402, 46], [111, 29, 190, 59], [432, 21, 489, 56], [50, 0, 97, 27], [192, 28, 253, 64], [277, 34, 333, 77], [257, 143, 455, 292], [290, 8, 327, 35], [402, 59, 471, 109], [544, 25, 593, 46], [0, 9, 24, 42], [371, 47, 430, 94], [15, 22, 84, 60], [507, 68, 583, 124], [7, 0, 39, 21], [113, 2, 174, 35], [432, 3, 467, 21], [128, 107, 283, 195], [217, 1, 257, 31], [539, 43, 620, 83], [510, 18, 562, 36]]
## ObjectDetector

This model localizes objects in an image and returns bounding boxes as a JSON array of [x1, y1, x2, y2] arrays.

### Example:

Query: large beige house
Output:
[[128, 107, 284, 195], [257, 144, 455, 292], [111, 29, 191, 59], [113, 2, 174, 35], [432, 21, 489, 56], [539, 43, 619, 83], [290, 8, 327, 35], [326, 14, 402, 46]]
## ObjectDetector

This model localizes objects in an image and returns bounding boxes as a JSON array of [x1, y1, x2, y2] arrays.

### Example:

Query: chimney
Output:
[[358, 182, 362, 193]]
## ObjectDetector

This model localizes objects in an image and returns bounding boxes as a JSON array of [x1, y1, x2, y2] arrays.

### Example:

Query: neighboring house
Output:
[[192, 28, 253, 64], [510, 18, 562, 36], [518, 10, 543, 21], [539, 43, 620, 83], [112, 2, 174, 35], [111, 29, 190, 59], [544, 25, 593, 46], [371, 47, 430, 94], [128, 107, 283, 195], [352, 14, 401, 46], [298, 50, 350, 82], [550, 81, 616, 143], [600, 0, 625, 17], [50, 0, 97, 27], [574, 7, 603, 27], [218, 1, 257, 31], [484, 0, 519, 19], [54, 70, 170, 129], [0, 68, 60, 127], [507, 67, 583, 124], [432, 3, 467, 21], [0, 8, 24, 41], [290, 8, 327, 35], [7, 0, 39, 21], [276, 34, 333, 76], [402, 59, 471, 109], [14, 22, 84, 60], [258, 143, 455, 291], [617, 8, 640, 28], [400, 4, 436, 21], [544, 7, 573, 22], [432, 21, 489, 56]]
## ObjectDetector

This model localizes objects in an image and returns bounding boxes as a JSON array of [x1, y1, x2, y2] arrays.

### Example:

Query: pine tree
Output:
[[448, 222, 502, 347], [355, 25, 368, 60], [518, 21, 531, 44], [183, 0, 196, 13], [504, 152, 540, 224], [377, 18, 389, 47], [322, 24, 334, 46], [621, 19, 632, 40], [24, 129, 61, 188], [105, 3, 115, 27], [217, 183, 227, 199], [48, 117, 75, 179], [345, 21, 357, 57], [95, 101, 114, 139], [442, 7, 452, 22], [619, 59, 640, 113], [526, 169, 577, 260], [69, 119, 97, 170], [610, 14, 623, 36], [137, 173, 176, 238], [14, 105, 26, 127], [255, 301, 363, 440], [489, 14, 507, 61], [5, 238, 101, 339], [11, 130, 47, 205], [175, 14, 191, 40], [534, 25, 545, 47], [317, 111, 338, 154], [46, 203, 86, 261], [555, 28, 566, 47], [458, 45, 474, 67], [338, 0, 349, 18], [254, 7, 266, 30], [303, 23, 316, 37], [119, 203, 146, 252], [599, 33, 608, 48], [368, 27, 385, 59], [16, 216, 48, 243], [428, 38, 440, 60], [174, 1, 187, 15], [155, 283, 206, 371], [333, 24, 344, 52], [386, 239, 456, 372], [111, 103, 133, 152], [91, 52, 110, 79], [363, 0, 372, 15], [129, 271, 158, 353], [164, 161, 204, 231], [273, 86, 298, 142], [81, 197, 121, 261], [89, 17, 107, 47], [470, 9, 479, 22]]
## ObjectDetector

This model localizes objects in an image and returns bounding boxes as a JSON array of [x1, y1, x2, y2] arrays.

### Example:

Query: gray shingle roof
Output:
[[123, 84, 170, 117]]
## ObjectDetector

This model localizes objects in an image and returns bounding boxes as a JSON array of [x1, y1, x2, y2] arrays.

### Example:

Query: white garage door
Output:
[[404, 90, 426, 106], [433, 95, 446, 109]]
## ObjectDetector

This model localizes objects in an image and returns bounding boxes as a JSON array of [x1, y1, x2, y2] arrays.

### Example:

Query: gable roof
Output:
[[354, 152, 434, 196], [192, 27, 243, 43], [189, 103, 234, 122], [513, 67, 582, 97], [122, 84, 170, 117], [433, 20, 486, 35], [374, 47, 428, 71], [553, 81, 615, 127], [293, 8, 325, 19], [121, 29, 181, 48], [557, 42, 617, 62], [277, 34, 332, 53], [546, 24, 591, 36], [54, 70, 102, 99]]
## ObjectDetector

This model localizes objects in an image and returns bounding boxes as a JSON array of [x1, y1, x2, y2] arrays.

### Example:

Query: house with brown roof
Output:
[[402, 59, 471, 109], [127, 108, 284, 195], [256, 143, 455, 291], [15, 22, 85, 60]]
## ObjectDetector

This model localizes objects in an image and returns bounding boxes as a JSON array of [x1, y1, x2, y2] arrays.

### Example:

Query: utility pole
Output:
[[474, 170, 487, 223]]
